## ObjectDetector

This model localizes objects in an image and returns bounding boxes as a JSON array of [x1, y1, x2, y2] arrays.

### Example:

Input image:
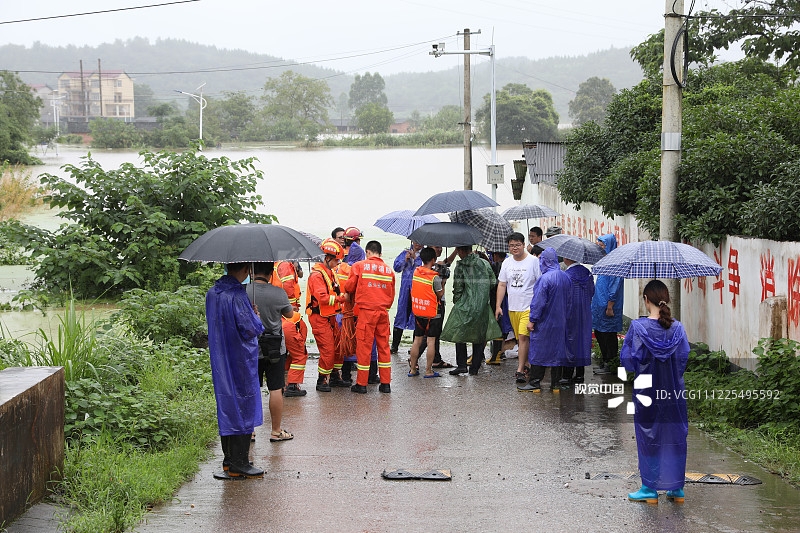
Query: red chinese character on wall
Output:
[[577, 217, 586, 239], [592, 220, 605, 241], [713, 248, 725, 305], [788, 257, 800, 328], [760, 250, 776, 301], [698, 275, 707, 296], [727, 247, 740, 308], [683, 277, 694, 294]]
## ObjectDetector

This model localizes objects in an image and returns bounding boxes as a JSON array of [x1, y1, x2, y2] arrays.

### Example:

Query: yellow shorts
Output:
[[508, 310, 530, 337]]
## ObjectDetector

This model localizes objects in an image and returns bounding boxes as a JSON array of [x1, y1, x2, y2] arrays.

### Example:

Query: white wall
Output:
[[522, 182, 800, 370]]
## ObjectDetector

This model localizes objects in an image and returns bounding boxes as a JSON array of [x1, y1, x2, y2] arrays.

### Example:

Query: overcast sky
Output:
[[1, 0, 744, 75]]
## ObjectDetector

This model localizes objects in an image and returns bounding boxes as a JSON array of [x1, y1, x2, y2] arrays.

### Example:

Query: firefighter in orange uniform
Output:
[[272, 260, 302, 310], [344, 240, 396, 393], [307, 238, 347, 392], [283, 311, 309, 397], [335, 260, 358, 384]]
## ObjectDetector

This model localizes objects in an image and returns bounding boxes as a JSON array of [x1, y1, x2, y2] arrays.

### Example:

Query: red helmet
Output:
[[344, 226, 363, 240], [320, 238, 344, 260]]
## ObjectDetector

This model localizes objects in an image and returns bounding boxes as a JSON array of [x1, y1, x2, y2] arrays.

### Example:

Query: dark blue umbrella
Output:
[[413, 190, 499, 216], [591, 241, 723, 278], [407, 222, 484, 248]]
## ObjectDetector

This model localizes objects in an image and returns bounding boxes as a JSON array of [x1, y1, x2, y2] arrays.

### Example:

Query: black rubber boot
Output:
[[329, 369, 352, 387], [228, 434, 264, 478], [390, 327, 403, 353], [221, 435, 231, 471], [368, 360, 379, 384], [316, 374, 332, 392], [341, 361, 353, 383]]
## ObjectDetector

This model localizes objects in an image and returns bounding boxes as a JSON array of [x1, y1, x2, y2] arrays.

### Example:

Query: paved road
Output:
[[8, 345, 800, 532]]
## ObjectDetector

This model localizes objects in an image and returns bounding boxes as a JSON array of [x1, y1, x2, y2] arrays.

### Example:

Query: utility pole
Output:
[[97, 59, 104, 118], [661, 0, 684, 317], [79, 60, 87, 123], [460, 28, 479, 190]]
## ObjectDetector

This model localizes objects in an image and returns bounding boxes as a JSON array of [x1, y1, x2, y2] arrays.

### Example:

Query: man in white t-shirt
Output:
[[495, 232, 541, 384]]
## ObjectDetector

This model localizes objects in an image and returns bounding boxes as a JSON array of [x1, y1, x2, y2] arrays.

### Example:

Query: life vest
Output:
[[272, 261, 301, 306], [335, 262, 355, 315], [305, 263, 341, 317], [410, 266, 439, 318]]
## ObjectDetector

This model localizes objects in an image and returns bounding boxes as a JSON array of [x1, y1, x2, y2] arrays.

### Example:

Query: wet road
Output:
[[129, 344, 800, 533]]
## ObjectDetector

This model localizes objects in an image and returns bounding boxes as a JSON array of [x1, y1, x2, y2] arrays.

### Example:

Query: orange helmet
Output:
[[320, 238, 344, 260], [344, 226, 363, 240]]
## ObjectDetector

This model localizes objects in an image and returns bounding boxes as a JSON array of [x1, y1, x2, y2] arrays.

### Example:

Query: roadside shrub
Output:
[[113, 286, 207, 345]]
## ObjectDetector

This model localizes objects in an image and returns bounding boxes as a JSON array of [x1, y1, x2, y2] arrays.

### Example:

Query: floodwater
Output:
[[2, 144, 528, 341]]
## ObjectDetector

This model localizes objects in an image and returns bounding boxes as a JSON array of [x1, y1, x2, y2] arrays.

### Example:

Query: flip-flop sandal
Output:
[[423, 372, 441, 378], [432, 361, 454, 369], [407, 370, 420, 377], [270, 429, 294, 442]]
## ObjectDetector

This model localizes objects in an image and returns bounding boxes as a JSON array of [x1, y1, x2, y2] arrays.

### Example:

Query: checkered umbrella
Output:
[[537, 234, 606, 264], [501, 204, 559, 220], [591, 241, 723, 279], [374, 210, 441, 237], [449, 208, 513, 253]]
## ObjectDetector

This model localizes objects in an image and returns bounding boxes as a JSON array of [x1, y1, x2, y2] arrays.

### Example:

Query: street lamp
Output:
[[51, 91, 67, 137], [175, 82, 207, 145], [431, 40, 500, 201]]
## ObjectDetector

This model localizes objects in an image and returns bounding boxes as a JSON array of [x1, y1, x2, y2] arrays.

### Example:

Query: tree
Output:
[[0, 70, 42, 165], [348, 72, 387, 112], [89, 118, 142, 149], [421, 105, 462, 132], [354, 102, 394, 134], [568, 77, 616, 125], [694, 1, 800, 78], [261, 71, 332, 141], [1, 146, 274, 297], [208, 91, 257, 141], [476, 83, 559, 144], [134, 83, 158, 117]]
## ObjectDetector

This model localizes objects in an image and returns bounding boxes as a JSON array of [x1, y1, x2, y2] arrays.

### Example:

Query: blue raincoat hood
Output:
[[597, 233, 617, 254], [628, 318, 688, 362], [539, 247, 560, 274]]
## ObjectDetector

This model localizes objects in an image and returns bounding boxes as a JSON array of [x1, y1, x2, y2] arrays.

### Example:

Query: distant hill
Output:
[[1, 39, 643, 122]]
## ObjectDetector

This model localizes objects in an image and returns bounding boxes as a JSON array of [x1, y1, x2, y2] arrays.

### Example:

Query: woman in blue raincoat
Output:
[[621, 280, 689, 504], [518, 247, 571, 392], [206, 263, 265, 477], [391, 242, 422, 353], [592, 233, 624, 374]]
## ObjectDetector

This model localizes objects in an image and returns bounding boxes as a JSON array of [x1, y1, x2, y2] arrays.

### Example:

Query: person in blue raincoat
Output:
[[621, 280, 689, 504], [391, 241, 423, 353], [206, 262, 265, 478], [592, 233, 624, 374], [518, 247, 571, 392], [561, 257, 595, 384]]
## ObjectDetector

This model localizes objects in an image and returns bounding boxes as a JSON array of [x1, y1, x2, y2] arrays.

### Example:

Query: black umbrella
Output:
[[414, 190, 499, 216], [178, 224, 323, 263], [407, 222, 484, 247]]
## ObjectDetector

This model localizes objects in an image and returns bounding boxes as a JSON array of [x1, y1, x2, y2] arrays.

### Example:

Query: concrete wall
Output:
[[521, 182, 800, 370], [0, 367, 64, 525]]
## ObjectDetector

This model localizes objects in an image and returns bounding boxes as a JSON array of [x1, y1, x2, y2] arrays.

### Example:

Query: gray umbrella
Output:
[[178, 224, 323, 263], [408, 222, 484, 248], [414, 190, 499, 216], [537, 234, 606, 264], [501, 204, 559, 220]]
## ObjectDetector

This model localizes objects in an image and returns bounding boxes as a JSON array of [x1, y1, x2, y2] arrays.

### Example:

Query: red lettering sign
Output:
[[727, 247, 740, 308], [713, 249, 725, 305], [760, 250, 776, 301], [788, 257, 800, 328]]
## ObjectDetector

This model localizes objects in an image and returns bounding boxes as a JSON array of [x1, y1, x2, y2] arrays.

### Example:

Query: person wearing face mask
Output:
[[206, 262, 265, 478], [306, 238, 348, 392], [391, 241, 423, 354]]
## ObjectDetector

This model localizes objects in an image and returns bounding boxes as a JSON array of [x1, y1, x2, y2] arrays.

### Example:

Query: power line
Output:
[[0, 1, 200, 25]]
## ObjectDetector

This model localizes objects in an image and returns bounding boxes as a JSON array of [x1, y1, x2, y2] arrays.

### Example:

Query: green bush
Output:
[[113, 286, 207, 345]]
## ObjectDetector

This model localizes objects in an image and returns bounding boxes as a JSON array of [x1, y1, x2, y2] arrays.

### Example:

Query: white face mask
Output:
[[242, 275, 250, 285]]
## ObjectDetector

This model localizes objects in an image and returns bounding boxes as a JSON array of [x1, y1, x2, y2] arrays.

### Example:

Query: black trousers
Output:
[[594, 330, 619, 364], [561, 366, 585, 380], [529, 365, 562, 387], [455, 342, 486, 372]]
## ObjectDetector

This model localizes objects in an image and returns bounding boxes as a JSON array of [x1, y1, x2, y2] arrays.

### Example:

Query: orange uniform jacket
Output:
[[305, 263, 341, 317], [335, 262, 355, 317], [344, 256, 396, 314], [273, 261, 301, 307]]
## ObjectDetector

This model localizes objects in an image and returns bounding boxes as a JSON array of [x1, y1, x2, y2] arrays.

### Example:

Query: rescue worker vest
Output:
[[410, 266, 439, 318], [272, 261, 301, 305], [305, 263, 340, 317], [335, 262, 355, 315]]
